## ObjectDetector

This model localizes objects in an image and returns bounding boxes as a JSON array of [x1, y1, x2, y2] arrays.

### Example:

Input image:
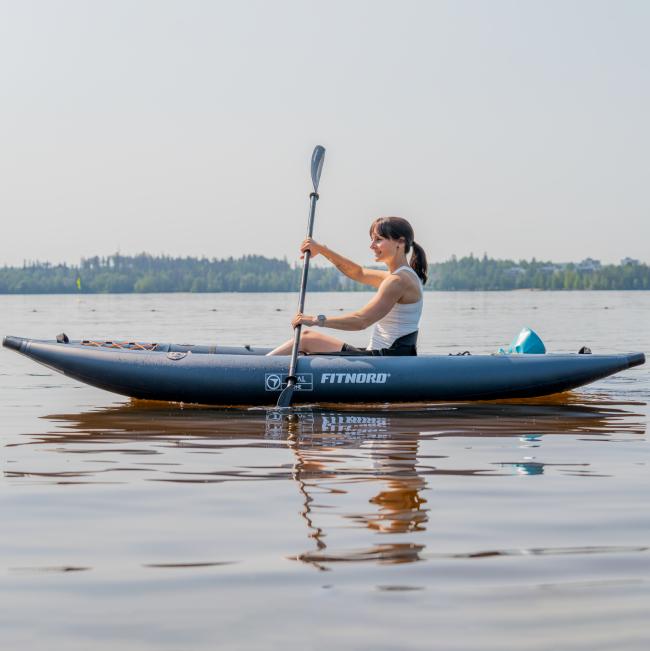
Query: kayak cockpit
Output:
[[3, 335, 271, 356]]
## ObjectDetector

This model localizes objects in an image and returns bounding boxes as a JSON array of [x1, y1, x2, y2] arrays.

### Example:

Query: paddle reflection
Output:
[[281, 413, 429, 567]]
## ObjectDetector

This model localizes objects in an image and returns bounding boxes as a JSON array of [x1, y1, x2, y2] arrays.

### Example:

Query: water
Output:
[[1, 291, 649, 650]]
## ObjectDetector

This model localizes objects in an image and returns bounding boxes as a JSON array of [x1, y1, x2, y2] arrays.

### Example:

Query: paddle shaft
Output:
[[286, 191, 319, 382]]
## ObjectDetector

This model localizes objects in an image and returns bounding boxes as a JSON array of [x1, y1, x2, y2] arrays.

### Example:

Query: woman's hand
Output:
[[300, 237, 325, 259], [292, 313, 316, 328]]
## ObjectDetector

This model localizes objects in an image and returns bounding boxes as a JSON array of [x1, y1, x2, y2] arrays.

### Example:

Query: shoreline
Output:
[[2, 287, 650, 296]]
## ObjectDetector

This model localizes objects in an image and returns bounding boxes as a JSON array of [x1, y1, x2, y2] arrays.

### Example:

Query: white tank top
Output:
[[368, 266, 423, 350]]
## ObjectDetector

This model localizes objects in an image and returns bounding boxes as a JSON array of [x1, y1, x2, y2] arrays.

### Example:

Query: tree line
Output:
[[0, 253, 648, 293], [429, 255, 650, 290]]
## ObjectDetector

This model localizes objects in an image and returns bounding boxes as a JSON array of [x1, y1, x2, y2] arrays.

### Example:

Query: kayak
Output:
[[3, 335, 645, 405]]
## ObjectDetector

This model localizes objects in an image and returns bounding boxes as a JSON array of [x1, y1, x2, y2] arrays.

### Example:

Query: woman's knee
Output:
[[299, 328, 326, 352]]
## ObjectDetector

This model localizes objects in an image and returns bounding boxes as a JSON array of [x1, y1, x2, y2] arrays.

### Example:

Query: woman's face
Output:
[[370, 229, 401, 262]]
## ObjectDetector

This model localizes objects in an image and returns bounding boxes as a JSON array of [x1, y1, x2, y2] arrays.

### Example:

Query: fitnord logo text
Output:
[[320, 372, 390, 384]]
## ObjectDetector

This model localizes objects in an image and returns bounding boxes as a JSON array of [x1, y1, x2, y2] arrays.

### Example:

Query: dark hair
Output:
[[369, 216, 428, 284]]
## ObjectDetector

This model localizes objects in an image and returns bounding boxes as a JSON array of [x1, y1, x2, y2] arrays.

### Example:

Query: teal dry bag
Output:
[[499, 327, 546, 354]]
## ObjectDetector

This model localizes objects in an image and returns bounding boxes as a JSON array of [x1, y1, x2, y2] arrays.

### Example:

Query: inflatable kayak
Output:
[[3, 335, 645, 405]]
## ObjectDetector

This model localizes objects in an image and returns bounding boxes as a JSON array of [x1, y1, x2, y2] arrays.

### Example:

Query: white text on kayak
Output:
[[320, 372, 391, 384]]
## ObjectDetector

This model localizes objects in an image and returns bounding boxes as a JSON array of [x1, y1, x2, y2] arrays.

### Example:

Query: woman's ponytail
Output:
[[410, 241, 428, 285]]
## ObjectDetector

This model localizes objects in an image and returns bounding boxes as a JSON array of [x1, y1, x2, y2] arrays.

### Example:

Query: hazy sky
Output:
[[1, 0, 648, 267]]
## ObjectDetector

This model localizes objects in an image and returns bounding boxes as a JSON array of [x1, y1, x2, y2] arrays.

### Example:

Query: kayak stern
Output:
[[2, 335, 26, 353]]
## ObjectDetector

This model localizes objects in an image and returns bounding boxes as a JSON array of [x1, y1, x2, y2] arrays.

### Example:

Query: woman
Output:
[[267, 216, 427, 356]]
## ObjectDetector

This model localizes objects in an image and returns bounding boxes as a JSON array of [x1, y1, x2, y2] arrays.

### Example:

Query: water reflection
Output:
[[284, 414, 429, 567], [5, 398, 646, 568]]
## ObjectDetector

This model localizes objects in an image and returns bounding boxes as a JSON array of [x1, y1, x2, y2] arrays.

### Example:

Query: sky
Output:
[[0, 0, 648, 267]]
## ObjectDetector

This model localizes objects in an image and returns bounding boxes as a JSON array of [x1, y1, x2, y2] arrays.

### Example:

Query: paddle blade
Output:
[[276, 382, 295, 408], [311, 145, 326, 192]]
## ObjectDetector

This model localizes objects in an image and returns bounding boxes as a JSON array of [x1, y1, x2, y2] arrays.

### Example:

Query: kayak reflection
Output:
[[8, 398, 646, 568]]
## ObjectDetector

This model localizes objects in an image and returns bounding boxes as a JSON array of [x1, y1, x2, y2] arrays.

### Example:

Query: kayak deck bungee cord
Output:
[[3, 335, 645, 406]]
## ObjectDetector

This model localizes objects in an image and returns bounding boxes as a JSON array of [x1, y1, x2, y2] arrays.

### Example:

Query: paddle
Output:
[[276, 145, 326, 408]]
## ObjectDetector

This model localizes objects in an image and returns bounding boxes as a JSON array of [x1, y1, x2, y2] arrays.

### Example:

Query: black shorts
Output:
[[340, 331, 418, 357], [341, 343, 415, 357]]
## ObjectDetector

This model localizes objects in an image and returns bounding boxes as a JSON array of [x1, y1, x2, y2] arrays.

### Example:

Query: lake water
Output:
[[1, 291, 649, 650]]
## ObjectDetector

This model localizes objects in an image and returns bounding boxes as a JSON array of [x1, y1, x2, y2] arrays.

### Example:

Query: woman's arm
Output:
[[294, 275, 404, 331], [301, 238, 387, 288]]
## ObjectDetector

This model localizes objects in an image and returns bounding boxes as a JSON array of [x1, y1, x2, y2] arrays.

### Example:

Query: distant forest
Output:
[[0, 253, 648, 293]]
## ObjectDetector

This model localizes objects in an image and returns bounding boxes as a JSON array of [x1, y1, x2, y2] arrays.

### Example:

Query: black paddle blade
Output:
[[276, 382, 295, 408], [311, 145, 326, 192]]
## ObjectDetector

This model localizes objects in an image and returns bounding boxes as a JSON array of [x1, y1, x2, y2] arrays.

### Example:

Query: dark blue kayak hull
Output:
[[3, 336, 645, 405]]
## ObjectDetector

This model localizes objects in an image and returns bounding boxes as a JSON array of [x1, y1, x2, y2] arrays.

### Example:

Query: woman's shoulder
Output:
[[376, 272, 408, 299], [392, 265, 420, 278], [378, 270, 419, 297], [390, 267, 423, 302], [392, 266, 423, 286]]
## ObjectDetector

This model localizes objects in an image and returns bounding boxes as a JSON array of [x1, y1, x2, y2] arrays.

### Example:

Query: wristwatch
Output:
[[316, 314, 327, 327]]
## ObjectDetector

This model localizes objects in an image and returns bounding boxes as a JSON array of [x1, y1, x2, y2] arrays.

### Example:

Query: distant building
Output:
[[505, 266, 526, 276], [577, 258, 601, 272], [621, 257, 639, 266]]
